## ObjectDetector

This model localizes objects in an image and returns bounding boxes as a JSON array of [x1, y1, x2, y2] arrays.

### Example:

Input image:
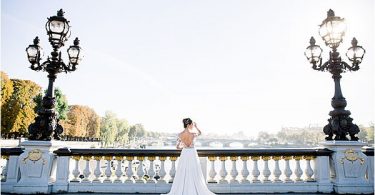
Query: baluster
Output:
[[240, 156, 250, 183], [136, 156, 145, 183], [272, 156, 282, 182], [147, 156, 156, 183], [219, 156, 228, 184], [294, 156, 303, 182], [282, 156, 293, 182], [158, 156, 167, 184], [103, 156, 113, 183], [82, 156, 92, 182], [93, 156, 103, 183], [71, 156, 82, 182], [169, 156, 177, 183], [251, 156, 260, 183], [125, 156, 134, 183], [1, 155, 9, 182], [208, 156, 217, 183], [262, 156, 271, 182], [114, 156, 124, 183], [303, 156, 314, 181], [230, 156, 239, 184]]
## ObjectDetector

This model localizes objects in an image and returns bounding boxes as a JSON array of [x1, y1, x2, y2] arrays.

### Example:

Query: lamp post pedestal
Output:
[[13, 141, 57, 194], [322, 141, 372, 194]]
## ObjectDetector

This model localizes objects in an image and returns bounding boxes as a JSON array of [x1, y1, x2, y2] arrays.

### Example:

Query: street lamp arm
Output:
[[341, 61, 359, 72], [312, 61, 328, 71]]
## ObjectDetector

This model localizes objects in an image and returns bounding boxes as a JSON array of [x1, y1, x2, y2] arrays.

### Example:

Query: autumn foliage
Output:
[[1, 77, 41, 134], [62, 105, 100, 138]]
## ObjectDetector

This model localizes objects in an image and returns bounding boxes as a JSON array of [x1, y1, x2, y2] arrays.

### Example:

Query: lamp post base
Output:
[[13, 141, 56, 194], [323, 110, 360, 141], [322, 141, 372, 194]]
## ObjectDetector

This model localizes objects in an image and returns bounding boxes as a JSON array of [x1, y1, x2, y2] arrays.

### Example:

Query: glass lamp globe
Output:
[[319, 9, 346, 49], [304, 37, 322, 64], [45, 9, 70, 48]]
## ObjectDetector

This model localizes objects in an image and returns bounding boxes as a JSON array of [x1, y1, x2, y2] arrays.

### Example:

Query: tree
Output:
[[86, 108, 101, 138], [135, 124, 146, 137], [1, 79, 41, 134], [128, 123, 146, 140], [1, 71, 13, 106], [100, 111, 118, 147], [128, 125, 137, 140], [34, 88, 69, 120], [116, 119, 130, 145], [62, 105, 100, 137]]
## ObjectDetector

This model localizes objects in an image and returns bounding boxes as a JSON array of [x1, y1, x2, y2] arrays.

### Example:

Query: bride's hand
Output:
[[194, 122, 197, 128]]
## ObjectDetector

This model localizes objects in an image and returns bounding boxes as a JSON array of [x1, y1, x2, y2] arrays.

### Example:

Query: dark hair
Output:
[[183, 118, 193, 128]]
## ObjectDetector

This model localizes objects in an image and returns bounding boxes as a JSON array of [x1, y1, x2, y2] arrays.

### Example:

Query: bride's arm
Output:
[[194, 122, 202, 136], [176, 137, 183, 149]]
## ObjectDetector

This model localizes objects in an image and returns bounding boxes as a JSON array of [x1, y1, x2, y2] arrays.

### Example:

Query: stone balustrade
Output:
[[1, 145, 374, 194]]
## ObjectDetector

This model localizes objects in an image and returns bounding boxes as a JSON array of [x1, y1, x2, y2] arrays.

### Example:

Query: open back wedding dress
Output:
[[162, 131, 216, 195]]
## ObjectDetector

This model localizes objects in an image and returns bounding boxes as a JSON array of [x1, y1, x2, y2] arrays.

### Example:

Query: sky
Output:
[[1, 0, 374, 137]]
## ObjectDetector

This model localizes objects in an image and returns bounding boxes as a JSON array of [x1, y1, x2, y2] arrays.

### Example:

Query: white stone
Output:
[[14, 141, 55, 194], [322, 141, 373, 194]]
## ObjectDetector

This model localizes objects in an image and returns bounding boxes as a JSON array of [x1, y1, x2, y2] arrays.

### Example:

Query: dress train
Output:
[[161, 147, 216, 195]]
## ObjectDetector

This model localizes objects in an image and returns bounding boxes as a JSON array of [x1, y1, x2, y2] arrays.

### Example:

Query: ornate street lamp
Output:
[[26, 9, 82, 141], [304, 9, 365, 141]]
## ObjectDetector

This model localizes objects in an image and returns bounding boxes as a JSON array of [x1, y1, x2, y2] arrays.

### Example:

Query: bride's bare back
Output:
[[179, 131, 195, 147]]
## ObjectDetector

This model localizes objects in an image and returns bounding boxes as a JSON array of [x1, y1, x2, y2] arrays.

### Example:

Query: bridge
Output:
[[1, 140, 373, 194]]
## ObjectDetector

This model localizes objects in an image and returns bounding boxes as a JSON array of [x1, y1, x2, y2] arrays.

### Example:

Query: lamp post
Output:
[[26, 9, 82, 141], [304, 9, 365, 141]]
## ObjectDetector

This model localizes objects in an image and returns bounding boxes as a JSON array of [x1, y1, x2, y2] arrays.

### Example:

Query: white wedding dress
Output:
[[162, 133, 216, 195]]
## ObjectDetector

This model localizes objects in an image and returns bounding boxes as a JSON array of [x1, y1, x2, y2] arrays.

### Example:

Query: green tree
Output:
[[135, 124, 146, 137], [1, 71, 13, 106], [128, 125, 137, 140], [116, 119, 130, 145], [1, 79, 41, 134], [100, 111, 118, 147], [34, 88, 68, 120], [128, 123, 146, 140]]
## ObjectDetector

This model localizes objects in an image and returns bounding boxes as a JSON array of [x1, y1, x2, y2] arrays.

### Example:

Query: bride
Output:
[[162, 118, 216, 195]]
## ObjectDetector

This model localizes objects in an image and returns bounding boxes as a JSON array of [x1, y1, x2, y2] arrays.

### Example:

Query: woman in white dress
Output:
[[162, 118, 216, 195]]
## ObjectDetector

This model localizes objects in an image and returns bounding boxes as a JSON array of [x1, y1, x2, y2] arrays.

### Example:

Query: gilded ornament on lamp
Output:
[[340, 148, 365, 165], [23, 149, 43, 163]]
